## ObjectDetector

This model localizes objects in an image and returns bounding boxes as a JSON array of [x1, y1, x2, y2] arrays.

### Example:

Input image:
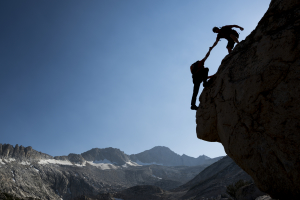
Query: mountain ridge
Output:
[[0, 143, 222, 167]]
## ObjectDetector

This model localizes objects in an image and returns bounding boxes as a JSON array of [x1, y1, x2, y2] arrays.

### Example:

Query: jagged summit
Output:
[[0, 143, 52, 161], [196, 0, 300, 199]]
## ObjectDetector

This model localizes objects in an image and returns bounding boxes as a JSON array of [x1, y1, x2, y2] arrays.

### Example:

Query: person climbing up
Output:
[[190, 49, 213, 111], [210, 25, 244, 53]]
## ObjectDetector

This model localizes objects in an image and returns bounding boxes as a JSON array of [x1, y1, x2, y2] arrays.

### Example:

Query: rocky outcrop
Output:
[[196, 0, 300, 199], [55, 153, 86, 165], [81, 147, 130, 165], [0, 144, 52, 161], [236, 183, 266, 200]]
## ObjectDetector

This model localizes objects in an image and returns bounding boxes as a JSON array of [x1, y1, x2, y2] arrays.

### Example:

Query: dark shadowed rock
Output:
[[72, 193, 115, 200], [177, 156, 253, 199], [196, 0, 300, 199], [236, 183, 266, 200], [255, 195, 276, 200], [0, 190, 40, 200], [115, 185, 164, 200]]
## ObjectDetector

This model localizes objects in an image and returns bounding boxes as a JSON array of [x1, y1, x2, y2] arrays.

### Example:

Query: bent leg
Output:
[[227, 47, 232, 53], [230, 34, 239, 43], [202, 68, 209, 84], [226, 38, 235, 53], [191, 80, 201, 106]]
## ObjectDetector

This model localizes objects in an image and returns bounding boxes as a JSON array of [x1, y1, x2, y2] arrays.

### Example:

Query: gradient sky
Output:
[[0, 0, 271, 158]]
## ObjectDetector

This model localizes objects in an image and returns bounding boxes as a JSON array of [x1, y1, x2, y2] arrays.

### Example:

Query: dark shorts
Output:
[[192, 68, 209, 84], [226, 31, 239, 49]]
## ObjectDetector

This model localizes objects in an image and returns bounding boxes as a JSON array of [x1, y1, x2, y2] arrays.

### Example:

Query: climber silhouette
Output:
[[190, 50, 213, 110], [210, 25, 244, 53]]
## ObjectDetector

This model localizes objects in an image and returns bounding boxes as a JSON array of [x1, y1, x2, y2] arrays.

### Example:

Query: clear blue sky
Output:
[[0, 0, 270, 158]]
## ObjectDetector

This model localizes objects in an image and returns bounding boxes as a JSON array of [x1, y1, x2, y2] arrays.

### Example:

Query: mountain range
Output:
[[0, 144, 221, 167], [0, 143, 223, 199]]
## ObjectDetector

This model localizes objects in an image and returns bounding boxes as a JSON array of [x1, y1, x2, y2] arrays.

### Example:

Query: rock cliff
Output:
[[196, 0, 300, 199]]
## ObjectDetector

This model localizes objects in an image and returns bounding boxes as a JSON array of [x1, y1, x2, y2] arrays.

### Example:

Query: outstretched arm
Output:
[[225, 25, 244, 31], [202, 49, 211, 62], [210, 39, 219, 51]]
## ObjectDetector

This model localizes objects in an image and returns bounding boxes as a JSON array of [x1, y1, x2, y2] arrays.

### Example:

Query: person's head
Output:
[[212, 27, 220, 33]]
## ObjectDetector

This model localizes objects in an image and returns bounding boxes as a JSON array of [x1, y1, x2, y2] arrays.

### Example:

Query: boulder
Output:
[[255, 195, 274, 200], [236, 183, 266, 200]]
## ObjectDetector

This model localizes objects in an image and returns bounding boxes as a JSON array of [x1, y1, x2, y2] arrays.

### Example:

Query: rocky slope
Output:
[[175, 156, 254, 199], [113, 156, 259, 200], [196, 0, 300, 199]]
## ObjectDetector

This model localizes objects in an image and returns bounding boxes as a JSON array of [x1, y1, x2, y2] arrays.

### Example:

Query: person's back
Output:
[[210, 25, 244, 53], [217, 26, 236, 40], [190, 60, 205, 76]]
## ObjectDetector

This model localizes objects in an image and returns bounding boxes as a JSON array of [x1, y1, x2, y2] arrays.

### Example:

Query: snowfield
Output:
[[3, 158, 16, 163], [122, 161, 141, 167], [135, 159, 163, 166], [86, 161, 118, 170], [38, 159, 73, 166]]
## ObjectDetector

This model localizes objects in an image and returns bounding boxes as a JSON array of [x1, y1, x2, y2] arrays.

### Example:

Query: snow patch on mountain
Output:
[[33, 167, 39, 172], [38, 159, 73, 166], [135, 159, 163, 166], [20, 161, 30, 165], [152, 175, 162, 179], [74, 161, 87, 167], [86, 161, 119, 170], [3, 158, 16, 163], [122, 161, 141, 168]]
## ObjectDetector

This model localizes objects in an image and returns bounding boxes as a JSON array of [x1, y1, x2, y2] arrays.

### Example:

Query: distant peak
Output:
[[151, 146, 171, 150]]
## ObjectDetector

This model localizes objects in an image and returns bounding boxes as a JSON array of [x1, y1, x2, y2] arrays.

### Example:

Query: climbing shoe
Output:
[[191, 105, 198, 110]]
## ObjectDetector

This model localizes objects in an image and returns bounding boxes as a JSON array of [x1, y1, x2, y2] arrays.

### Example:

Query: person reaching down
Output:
[[210, 25, 244, 53]]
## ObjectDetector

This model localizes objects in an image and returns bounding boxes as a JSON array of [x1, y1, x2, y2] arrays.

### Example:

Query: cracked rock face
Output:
[[196, 0, 300, 199]]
